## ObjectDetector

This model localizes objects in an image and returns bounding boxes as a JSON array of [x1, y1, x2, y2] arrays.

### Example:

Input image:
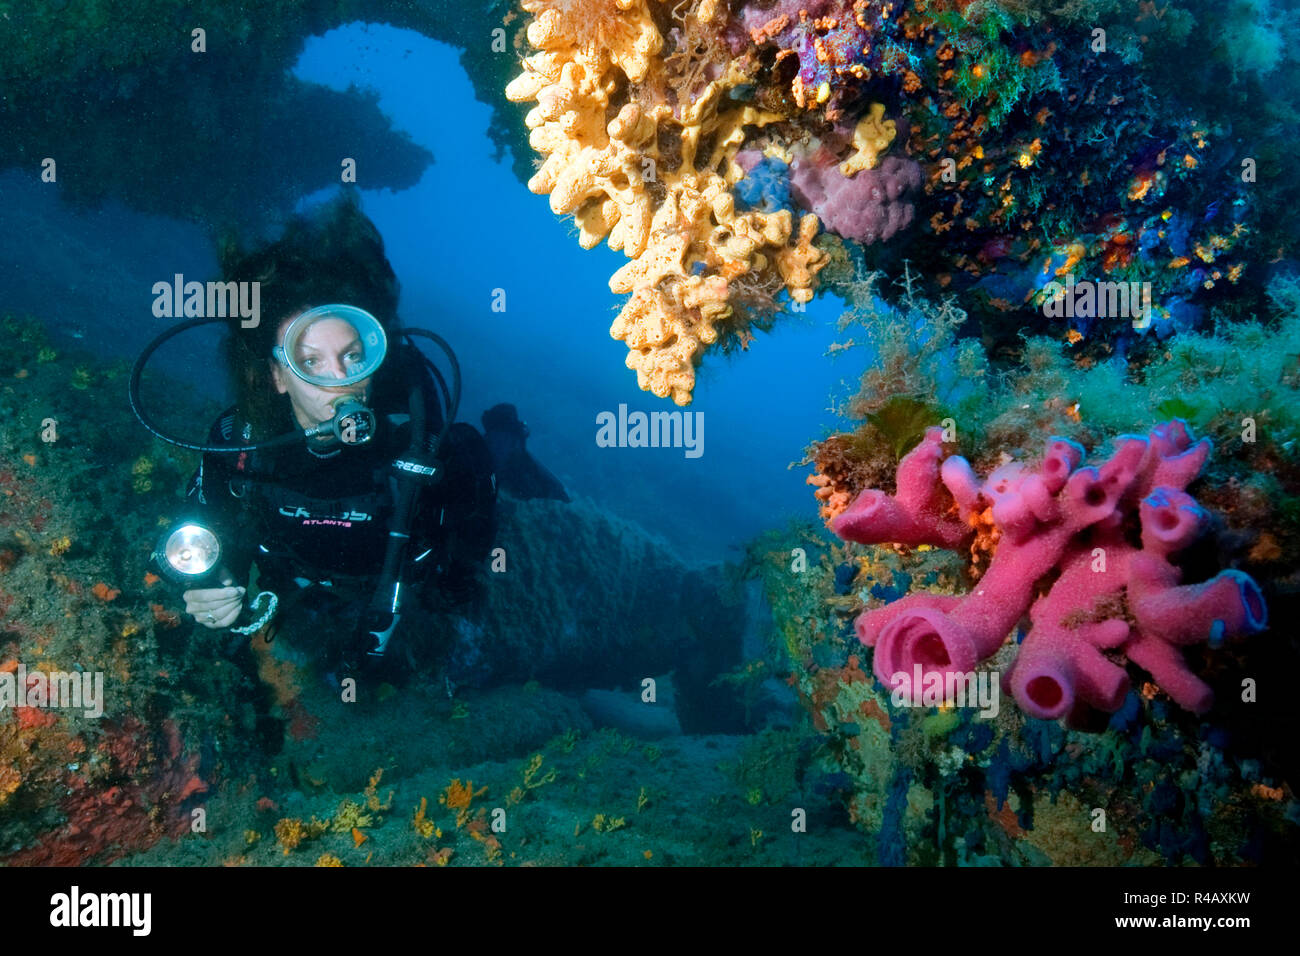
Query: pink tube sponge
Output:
[[829, 421, 1267, 719], [1006, 543, 1134, 720], [831, 427, 969, 549]]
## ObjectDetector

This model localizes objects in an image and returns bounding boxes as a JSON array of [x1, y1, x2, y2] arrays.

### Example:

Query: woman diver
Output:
[[132, 194, 498, 679]]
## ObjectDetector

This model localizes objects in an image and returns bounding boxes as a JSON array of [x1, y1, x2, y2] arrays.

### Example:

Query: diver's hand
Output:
[[183, 580, 246, 629]]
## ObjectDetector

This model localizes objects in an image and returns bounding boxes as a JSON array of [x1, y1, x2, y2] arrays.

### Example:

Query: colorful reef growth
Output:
[[778, 262, 1300, 863], [505, 0, 935, 404], [0, 322, 231, 865], [831, 421, 1267, 721], [504, 1, 1297, 395], [860, 0, 1268, 358]]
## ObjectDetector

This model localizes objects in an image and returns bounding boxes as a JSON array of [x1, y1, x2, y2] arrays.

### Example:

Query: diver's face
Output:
[[271, 315, 373, 440]]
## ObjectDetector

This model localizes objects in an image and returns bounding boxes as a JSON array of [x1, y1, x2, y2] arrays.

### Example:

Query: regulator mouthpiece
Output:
[[272, 304, 387, 388], [325, 394, 375, 445], [154, 522, 222, 586]]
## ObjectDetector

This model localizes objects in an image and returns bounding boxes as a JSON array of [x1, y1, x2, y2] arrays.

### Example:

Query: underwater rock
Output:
[[580, 677, 683, 740], [467, 497, 748, 727], [0, 4, 432, 233]]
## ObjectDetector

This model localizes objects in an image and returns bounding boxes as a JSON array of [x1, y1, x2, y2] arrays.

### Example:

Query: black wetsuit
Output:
[[183, 358, 497, 614]]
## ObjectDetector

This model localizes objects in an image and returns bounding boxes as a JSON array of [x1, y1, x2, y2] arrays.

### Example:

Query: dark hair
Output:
[[217, 191, 401, 438]]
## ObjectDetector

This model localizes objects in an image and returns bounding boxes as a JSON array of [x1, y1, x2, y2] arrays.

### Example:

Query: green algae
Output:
[[921, 709, 961, 740]]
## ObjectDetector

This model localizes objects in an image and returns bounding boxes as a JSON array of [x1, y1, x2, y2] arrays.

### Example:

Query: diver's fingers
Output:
[[182, 587, 246, 625], [210, 601, 242, 629], [190, 595, 242, 629], [182, 586, 245, 612]]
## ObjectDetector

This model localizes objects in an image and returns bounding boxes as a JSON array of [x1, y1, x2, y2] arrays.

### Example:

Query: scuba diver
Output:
[[131, 195, 497, 680]]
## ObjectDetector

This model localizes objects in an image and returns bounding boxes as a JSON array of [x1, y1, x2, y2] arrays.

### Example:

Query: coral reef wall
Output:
[[0, 1, 443, 233], [501, 0, 1297, 399], [0, 320, 240, 864], [506, 0, 837, 405], [0, 0, 540, 235], [773, 259, 1300, 864]]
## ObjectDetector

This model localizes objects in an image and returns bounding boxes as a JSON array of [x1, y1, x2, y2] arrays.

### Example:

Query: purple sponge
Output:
[[790, 151, 923, 245]]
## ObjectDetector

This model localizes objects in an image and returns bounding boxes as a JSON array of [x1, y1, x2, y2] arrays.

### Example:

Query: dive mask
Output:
[[271, 304, 388, 388]]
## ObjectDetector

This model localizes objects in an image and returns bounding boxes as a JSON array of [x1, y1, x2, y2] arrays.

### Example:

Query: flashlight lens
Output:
[[164, 524, 220, 578]]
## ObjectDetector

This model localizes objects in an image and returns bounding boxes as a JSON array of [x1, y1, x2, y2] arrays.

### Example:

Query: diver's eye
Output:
[[344, 351, 363, 366]]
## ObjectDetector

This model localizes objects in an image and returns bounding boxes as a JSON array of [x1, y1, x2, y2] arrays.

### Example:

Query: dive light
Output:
[[151, 520, 279, 635], [152, 521, 227, 588]]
